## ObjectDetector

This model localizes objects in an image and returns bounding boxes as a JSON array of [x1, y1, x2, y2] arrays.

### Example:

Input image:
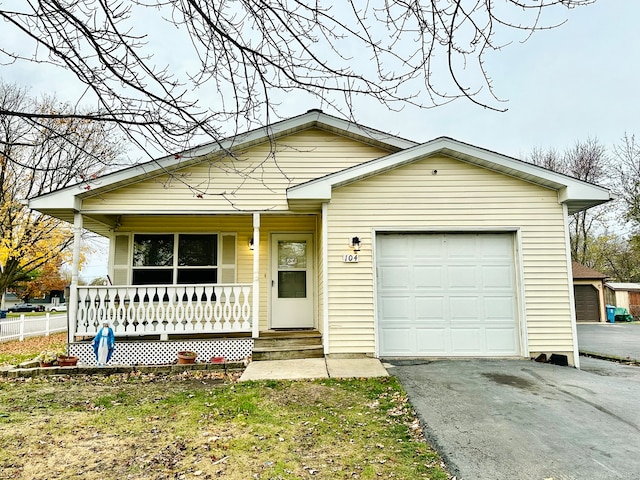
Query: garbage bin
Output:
[[606, 305, 616, 323]]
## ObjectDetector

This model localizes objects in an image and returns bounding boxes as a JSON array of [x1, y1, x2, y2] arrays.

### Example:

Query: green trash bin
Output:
[[614, 307, 634, 322]]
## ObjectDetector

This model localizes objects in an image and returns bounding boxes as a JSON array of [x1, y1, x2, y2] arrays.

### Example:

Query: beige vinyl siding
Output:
[[82, 129, 390, 213], [325, 155, 573, 357], [110, 214, 318, 331]]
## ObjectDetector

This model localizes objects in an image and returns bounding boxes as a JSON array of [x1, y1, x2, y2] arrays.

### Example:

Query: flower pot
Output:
[[177, 351, 197, 364], [39, 362, 54, 368], [210, 356, 225, 364], [57, 356, 79, 367]]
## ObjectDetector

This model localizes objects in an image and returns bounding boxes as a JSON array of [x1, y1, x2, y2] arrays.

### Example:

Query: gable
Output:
[[288, 137, 613, 214], [80, 128, 392, 214]]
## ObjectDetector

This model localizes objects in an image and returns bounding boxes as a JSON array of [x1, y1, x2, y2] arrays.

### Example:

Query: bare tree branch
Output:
[[0, 0, 594, 153]]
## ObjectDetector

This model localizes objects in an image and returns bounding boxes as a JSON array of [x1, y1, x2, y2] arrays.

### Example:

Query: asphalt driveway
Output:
[[577, 323, 640, 362], [389, 359, 640, 480]]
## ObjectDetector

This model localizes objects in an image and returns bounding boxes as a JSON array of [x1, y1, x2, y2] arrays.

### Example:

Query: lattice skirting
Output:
[[69, 338, 254, 366]]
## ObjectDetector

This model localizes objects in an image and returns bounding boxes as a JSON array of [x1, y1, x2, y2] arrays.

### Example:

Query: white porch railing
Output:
[[74, 284, 252, 337]]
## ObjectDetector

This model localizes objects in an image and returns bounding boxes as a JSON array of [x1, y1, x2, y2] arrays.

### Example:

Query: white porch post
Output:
[[322, 202, 329, 355], [252, 212, 260, 338], [68, 212, 82, 344]]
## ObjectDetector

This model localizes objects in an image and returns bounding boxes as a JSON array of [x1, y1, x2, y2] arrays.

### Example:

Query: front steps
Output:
[[252, 330, 323, 361]]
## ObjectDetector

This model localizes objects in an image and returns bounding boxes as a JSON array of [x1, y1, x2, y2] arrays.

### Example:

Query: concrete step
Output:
[[252, 345, 325, 361], [253, 335, 322, 349]]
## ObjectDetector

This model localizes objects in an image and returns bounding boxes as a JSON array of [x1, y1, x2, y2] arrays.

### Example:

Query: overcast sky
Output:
[[3, 0, 638, 279], [4, 1, 639, 161], [354, 0, 640, 158]]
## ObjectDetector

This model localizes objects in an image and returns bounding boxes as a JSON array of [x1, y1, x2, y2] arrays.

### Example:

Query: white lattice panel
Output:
[[69, 339, 253, 366]]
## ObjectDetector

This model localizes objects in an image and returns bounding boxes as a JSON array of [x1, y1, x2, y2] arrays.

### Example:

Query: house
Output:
[[27, 110, 612, 367], [572, 262, 607, 323], [605, 282, 640, 319]]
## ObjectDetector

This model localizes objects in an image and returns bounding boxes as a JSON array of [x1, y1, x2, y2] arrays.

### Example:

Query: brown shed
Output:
[[572, 262, 607, 322]]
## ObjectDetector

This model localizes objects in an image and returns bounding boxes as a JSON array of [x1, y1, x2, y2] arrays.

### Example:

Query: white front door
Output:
[[271, 234, 314, 328]]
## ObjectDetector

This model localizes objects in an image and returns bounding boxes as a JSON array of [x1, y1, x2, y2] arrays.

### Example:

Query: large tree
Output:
[[0, 1, 594, 154], [613, 134, 640, 230], [528, 138, 611, 266], [0, 82, 125, 303]]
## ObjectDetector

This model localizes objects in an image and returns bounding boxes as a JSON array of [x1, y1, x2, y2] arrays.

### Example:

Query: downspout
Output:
[[563, 204, 580, 369], [252, 212, 260, 339], [322, 202, 329, 354], [68, 212, 83, 345]]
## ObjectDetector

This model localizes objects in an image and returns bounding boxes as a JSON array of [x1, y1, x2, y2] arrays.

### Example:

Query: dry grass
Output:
[[0, 372, 450, 480], [0, 332, 67, 366]]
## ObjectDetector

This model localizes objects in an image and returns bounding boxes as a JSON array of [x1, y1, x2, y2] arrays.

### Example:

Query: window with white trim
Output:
[[132, 233, 219, 285]]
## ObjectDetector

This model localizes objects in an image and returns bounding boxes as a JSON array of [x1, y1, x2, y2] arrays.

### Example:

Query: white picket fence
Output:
[[0, 313, 68, 343]]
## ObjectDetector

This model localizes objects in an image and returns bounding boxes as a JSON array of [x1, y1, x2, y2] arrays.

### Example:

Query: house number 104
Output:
[[342, 254, 359, 263]]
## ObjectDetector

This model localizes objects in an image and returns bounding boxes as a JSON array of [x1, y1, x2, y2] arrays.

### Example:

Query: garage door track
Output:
[[389, 359, 640, 480]]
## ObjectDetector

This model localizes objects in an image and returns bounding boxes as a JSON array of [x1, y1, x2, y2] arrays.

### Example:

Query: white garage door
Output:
[[377, 233, 520, 357]]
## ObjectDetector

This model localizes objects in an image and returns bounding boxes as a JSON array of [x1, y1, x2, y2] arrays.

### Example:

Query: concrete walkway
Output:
[[239, 357, 389, 381]]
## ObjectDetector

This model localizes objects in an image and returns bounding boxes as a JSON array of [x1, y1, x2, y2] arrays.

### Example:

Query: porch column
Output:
[[322, 202, 329, 354], [68, 211, 83, 344], [252, 212, 260, 338]]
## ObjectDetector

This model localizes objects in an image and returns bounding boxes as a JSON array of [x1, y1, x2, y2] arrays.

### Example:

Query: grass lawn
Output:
[[0, 337, 450, 480], [0, 332, 68, 367]]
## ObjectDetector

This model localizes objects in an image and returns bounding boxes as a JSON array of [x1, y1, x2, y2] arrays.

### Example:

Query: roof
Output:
[[572, 261, 607, 279], [288, 136, 613, 214], [28, 110, 614, 233], [606, 282, 640, 291]]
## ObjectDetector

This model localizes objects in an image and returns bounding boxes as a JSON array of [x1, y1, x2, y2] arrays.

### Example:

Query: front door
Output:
[[271, 233, 314, 328]]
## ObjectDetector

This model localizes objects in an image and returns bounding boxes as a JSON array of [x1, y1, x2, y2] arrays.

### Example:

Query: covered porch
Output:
[[65, 211, 324, 365]]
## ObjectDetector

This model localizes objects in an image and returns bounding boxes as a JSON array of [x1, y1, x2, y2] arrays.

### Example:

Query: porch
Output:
[[67, 283, 323, 365]]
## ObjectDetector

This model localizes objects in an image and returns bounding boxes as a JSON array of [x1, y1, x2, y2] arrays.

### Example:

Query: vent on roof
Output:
[[306, 108, 323, 113]]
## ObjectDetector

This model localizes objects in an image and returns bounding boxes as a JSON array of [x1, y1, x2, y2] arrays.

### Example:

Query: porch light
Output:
[[249, 237, 255, 250], [350, 236, 361, 252]]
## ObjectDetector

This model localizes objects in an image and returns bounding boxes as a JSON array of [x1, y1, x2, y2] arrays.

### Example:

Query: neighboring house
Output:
[[27, 110, 612, 367], [605, 283, 640, 319], [572, 262, 607, 323]]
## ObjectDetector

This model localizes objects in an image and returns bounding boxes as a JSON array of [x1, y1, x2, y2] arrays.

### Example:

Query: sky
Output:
[[2, 0, 639, 279]]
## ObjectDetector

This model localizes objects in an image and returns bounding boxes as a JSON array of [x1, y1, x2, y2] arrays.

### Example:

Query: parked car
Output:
[[48, 304, 67, 312], [8, 303, 45, 313]]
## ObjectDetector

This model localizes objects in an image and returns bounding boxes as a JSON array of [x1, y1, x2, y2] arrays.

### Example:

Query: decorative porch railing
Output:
[[74, 284, 252, 337]]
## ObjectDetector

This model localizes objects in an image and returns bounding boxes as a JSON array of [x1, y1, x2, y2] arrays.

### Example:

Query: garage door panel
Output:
[[485, 328, 519, 354], [380, 327, 413, 355], [447, 235, 478, 257], [415, 265, 444, 288], [416, 329, 448, 354], [482, 266, 514, 288], [449, 296, 480, 320], [451, 328, 482, 353], [415, 296, 445, 320], [379, 266, 411, 288], [448, 266, 478, 288], [379, 295, 411, 320], [484, 296, 516, 320], [413, 235, 444, 257], [378, 232, 520, 357]]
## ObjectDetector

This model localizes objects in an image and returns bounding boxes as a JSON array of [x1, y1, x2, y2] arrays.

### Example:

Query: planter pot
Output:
[[210, 356, 225, 364], [57, 356, 79, 367], [39, 362, 54, 368], [177, 351, 197, 364]]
